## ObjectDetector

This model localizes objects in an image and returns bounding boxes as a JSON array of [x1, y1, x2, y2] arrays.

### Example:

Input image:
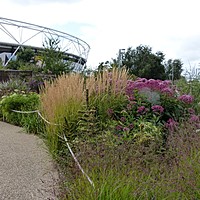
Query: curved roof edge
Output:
[[0, 17, 90, 66]]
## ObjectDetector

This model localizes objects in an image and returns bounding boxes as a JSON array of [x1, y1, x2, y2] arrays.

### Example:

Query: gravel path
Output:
[[0, 121, 59, 200]]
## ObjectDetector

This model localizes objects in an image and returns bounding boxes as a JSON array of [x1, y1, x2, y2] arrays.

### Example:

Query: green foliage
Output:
[[90, 93, 128, 124], [112, 45, 184, 81], [96, 61, 111, 72], [113, 45, 166, 80], [165, 59, 183, 81], [5, 38, 74, 76], [0, 59, 4, 69], [6, 48, 36, 70], [174, 79, 200, 117], [0, 92, 42, 134], [76, 109, 101, 141], [64, 126, 200, 199], [5, 60, 20, 70], [17, 48, 35, 63], [41, 38, 74, 76], [21, 113, 44, 134]]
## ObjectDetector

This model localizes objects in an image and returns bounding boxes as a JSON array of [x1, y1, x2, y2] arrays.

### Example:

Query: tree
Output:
[[112, 45, 166, 80], [165, 59, 183, 81], [17, 48, 35, 63], [6, 48, 35, 70], [41, 38, 74, 76]]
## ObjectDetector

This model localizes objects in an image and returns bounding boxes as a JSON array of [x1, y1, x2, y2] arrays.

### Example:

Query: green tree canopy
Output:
[[6, 48, 35, 70], [165, 59, 183, 81], [41, 38, 74, 76], [17, 48, 35, 63], [112, 45, 167, 80]]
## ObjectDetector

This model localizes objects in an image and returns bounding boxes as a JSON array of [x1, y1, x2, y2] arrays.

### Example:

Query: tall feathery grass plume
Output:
[[40, 73, 85, 125], [86, 67, 130, 123], [40, 73, 86, 153], [40, 68, 129, 124], [87, 67, 129, 96]]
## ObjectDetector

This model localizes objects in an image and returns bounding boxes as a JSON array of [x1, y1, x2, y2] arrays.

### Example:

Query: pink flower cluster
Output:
[[126, 78, 174, 97], [151, 105, 164, 113], [137, 106, 147, 114], [178, 94, 194, 104]]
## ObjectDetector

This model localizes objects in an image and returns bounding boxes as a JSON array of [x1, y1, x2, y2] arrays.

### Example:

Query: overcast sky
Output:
[[1, 0, 200, 73]]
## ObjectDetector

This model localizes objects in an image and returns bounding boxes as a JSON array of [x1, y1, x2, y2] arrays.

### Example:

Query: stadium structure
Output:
[[0, 17, 90, 71]]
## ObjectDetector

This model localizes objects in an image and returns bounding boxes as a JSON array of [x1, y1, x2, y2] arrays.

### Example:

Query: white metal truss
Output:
[[0, 17, 90, 69]]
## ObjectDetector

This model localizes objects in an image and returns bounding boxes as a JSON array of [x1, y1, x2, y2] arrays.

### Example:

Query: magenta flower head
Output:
[[178, 94, 194, 104], [137, 106, 146, 114], [120, 117, 126, 122], [161, 87, 174, 96], [163, 80, 172, 86], [151, 105, 164, 113]]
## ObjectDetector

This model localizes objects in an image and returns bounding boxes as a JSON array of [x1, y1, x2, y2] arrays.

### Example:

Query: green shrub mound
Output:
[[0, 92, 43, 134]]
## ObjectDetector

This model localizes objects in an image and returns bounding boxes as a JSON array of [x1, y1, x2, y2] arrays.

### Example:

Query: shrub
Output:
[[0, 92, 42, 134]]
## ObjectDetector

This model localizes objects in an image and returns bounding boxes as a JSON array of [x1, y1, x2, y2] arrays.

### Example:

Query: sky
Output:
[[1, 0, 200, 74]]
